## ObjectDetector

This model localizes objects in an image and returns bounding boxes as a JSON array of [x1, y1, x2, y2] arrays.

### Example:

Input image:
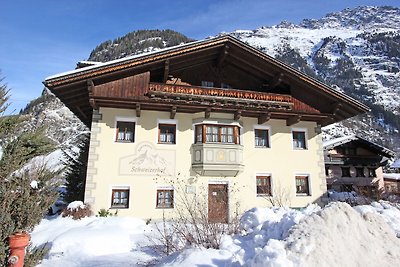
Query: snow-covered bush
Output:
[[62, 201, 92, 220]]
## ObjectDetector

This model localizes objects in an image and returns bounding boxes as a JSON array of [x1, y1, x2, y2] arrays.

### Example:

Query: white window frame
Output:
[[291, 127, 308, 150], [253, 125, 271, 148], [157, 119, 178, 145], [114, 116, 137, 143]]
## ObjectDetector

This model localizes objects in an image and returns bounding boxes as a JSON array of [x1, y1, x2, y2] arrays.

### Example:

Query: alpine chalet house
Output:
[[324, 135, 395, 194], [44, 35, 368, 222]]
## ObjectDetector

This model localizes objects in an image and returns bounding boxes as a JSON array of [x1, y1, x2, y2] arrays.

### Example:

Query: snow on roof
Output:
[[390, 158, 400, 169], [44, 38, 209, 81], [323, 134, 357, 148], [323, 134, 395, 158], [383, 173, 400, 181]]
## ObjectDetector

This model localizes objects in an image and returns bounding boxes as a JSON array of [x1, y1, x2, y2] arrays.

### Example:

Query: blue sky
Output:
[[1, 0, 399, 113]]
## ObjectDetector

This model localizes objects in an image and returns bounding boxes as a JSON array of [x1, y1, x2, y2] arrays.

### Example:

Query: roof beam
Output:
[[217, 45, 229, 68], [258, 113, 271, 124], [205, 107, 211, 118], [270, 73, 284, 88], [163, 60, 170, 83], [170, 106, 177, 119], [286, 115, 301, 126], [234, 109, 242, 121], [136, 103, 141, 117]]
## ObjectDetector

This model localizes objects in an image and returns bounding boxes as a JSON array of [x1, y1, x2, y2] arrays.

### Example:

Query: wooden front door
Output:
[[208, 184, 228, 223]]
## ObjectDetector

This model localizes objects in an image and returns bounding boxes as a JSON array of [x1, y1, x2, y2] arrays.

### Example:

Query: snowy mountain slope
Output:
[[229, 6, 400, 152]]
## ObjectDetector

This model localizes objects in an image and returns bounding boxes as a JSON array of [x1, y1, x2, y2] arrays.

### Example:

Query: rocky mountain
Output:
[[24, 6, 400, 155], [88, 29, 194, 62], [229, 6, 400, 152]]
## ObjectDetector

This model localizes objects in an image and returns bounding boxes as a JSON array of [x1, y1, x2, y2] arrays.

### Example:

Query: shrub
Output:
[[97, 208, 118, 217], [62, 201, 92, 220]]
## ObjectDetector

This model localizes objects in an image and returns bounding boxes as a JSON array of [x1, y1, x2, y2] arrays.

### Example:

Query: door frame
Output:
[[207, 181, 229, 223]]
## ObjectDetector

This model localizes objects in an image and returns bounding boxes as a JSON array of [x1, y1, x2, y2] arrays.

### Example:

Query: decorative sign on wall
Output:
[[119, 142, 175, 176]]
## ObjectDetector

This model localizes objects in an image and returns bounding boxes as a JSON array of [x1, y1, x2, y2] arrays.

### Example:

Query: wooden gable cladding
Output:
[[44, 35, 369, 127], [92, 72, 150, 98]]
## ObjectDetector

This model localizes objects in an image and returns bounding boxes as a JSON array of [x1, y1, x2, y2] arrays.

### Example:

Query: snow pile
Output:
[[66, 201, 85, 211], [31, 202, 400, 266]]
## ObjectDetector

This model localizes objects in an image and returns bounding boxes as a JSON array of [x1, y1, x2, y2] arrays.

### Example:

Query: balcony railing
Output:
[[191, 143, 244, 177], [148, 82, 293, 106]]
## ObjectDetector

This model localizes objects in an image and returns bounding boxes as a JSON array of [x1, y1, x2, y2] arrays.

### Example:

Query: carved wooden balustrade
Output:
[[148, 82, 293, 106]]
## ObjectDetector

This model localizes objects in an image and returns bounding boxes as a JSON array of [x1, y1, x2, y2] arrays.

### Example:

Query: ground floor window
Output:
[[111, 189, 129, 208], [355, 167, 365, 177], [156, 189, 174, 208], [256, 175, 272, 196], [295, 175, 310, 195]]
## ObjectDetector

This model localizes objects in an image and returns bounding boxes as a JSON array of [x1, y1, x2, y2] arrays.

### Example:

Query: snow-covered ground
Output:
[[31, 201, 400, 267]]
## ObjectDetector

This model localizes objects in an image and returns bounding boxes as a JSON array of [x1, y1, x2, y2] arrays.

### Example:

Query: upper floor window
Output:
[[116, 121, 135, 142], [255, 129, 270, 148], [256, 175, 272, 196], [368, 168, 376, 177], [341, 167, 351, 177], [295, 175, 310, 195], [356, 167, 365, 177], [158, 124, 176, 144], [195, 124, 240, 144], [221, 83, 232, 89], [201, 81, 214, 88], [111, 188, 129, 209], [292, 130, 307, 149]]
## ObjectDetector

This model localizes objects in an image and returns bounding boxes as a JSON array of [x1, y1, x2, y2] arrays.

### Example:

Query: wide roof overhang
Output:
[[44, 35, 369, 127]]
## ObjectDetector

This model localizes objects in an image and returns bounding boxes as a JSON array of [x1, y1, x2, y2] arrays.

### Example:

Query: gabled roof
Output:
[[44, 35, 369, 126], [323, 135, 395, 158]]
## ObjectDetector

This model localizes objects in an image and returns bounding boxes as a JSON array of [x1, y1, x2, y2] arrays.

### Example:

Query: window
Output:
[[111, 189, 129, 208], [256, 176, 272, 196], [355, 167, 365, 177], [368, 168, 376, 177], [116, 121, 135, 142], [255, 129, 270, 148], [325, 166, 330, 177], [201, 81, 214, 87], [195, 124, 240, 144], [221, 83, 232, 89], [159, 124, 176, 144], [295, 175, 310, 195], [292, 131, 306, 149], [156, 189, 174, 208], [341, 167, 351, 177]]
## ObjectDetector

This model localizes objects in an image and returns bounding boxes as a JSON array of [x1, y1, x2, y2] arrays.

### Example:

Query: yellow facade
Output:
[[85, 107, 327, 219]]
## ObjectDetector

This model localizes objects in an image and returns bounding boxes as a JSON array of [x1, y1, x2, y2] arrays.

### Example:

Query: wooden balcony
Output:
[[191, 143, 244, 177], [324, 154, 382, 165]]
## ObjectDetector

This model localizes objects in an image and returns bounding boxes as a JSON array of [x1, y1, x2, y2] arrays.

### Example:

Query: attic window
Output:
[[201, 81, 214, 88]]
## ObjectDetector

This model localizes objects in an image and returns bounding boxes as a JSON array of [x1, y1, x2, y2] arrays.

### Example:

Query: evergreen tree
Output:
[[0, 73, 60, 266], [62, 134, 89, 203]]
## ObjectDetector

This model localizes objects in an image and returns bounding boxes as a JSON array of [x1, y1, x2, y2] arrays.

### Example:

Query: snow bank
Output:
[[31, 202, 400, 266]]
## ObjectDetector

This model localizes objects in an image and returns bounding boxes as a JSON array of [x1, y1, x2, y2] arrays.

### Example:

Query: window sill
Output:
[[110, 206, 129, 209], [296, 193, 311, 197], [257, 194, 272, 197], [293, 147, 307, 150], [115, 140, 135, 143], [156, 206, 174, 209], [255, 146, 270, 149], [158, 142, 176, 145]]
